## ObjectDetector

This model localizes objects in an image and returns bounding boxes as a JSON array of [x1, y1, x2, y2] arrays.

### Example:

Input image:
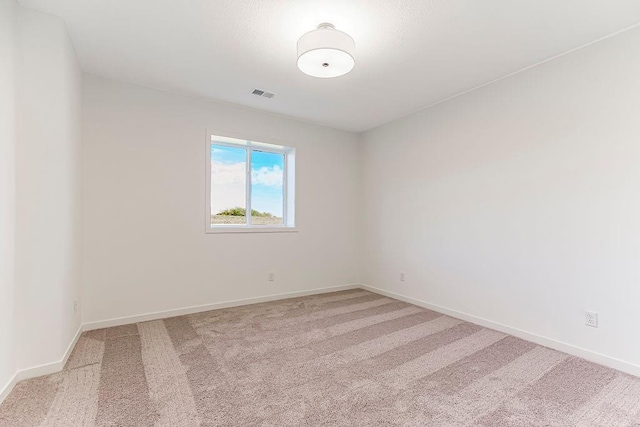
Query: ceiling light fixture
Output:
[[297, 23, 355, 78]]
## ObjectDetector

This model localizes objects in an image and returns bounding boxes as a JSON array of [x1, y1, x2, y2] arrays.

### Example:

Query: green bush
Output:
[[216, 207, 274, 218]]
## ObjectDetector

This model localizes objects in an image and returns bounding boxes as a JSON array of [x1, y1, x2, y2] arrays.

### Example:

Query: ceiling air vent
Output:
[[251, 88, 275, 99]]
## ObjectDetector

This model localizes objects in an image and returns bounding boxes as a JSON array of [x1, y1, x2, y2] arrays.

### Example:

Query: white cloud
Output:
[[211, 161, 245, 213], [210, 162, 283, 215], [252, 165, 283, 188], [211, 162, 283, 188], [211, 161, 245, 185]]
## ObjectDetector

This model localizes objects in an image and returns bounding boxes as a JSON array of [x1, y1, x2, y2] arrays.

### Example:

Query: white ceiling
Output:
[[19, 0, 640, 132]]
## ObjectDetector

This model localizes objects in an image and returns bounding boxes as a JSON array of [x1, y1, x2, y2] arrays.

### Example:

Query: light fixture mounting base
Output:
[[317, 23, 336, 30]]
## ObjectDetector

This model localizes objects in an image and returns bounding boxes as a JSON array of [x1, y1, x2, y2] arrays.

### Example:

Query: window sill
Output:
[[206, 226, 298, 234]]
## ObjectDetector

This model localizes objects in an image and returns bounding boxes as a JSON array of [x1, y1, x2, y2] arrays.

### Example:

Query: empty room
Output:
[[1, 0, 640, 425]]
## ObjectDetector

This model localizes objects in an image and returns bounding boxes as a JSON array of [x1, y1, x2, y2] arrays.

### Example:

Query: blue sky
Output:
[[210, 145, 284, 217]]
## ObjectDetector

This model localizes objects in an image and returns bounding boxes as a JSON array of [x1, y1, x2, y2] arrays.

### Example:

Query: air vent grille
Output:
[[251, 88, 275, 99]]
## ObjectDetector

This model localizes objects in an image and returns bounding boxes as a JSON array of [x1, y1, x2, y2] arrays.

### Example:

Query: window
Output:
[[206, 133, 296, 233]]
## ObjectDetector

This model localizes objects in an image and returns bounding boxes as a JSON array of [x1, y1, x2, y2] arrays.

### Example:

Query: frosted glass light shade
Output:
[[297, 23, 355, 78]]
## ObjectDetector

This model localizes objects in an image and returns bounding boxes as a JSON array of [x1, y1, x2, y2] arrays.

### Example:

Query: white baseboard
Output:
[[1, 285, 360, 404], [83, 283, 360, 331], [360, 284, 640, 377], [0, 372, 19, 405], [4, 282, 638, 405], [0, 324, 82, 404]]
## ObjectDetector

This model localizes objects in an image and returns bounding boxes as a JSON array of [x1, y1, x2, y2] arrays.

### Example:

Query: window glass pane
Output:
[[210, 144, 247, 226], [251, 150, 284, 225]]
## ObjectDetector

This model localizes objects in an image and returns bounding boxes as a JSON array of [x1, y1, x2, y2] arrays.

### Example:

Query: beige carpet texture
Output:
[[1, 289, 639, 426]]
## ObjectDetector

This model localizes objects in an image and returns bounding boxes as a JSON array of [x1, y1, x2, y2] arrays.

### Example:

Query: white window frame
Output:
[[205, 131, 296, 234]]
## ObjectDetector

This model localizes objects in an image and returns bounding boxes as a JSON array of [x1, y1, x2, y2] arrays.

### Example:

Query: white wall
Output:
[[361, 26, 640, 372], [12, 5, 83, 372], [0, 0, 18, 394], [81, 75, 361, 324], [0, 1, 82, 398]]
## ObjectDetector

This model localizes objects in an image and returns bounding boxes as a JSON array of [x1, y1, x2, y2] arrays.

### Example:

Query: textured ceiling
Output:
[[18, 0, 640, 132]]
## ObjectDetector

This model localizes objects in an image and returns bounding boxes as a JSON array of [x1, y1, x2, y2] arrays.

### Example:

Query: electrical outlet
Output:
[[400, 271, 405, 282], [268, 272, 275, 282], [73, 299, 78, 314], [585, 311, 598, 328]]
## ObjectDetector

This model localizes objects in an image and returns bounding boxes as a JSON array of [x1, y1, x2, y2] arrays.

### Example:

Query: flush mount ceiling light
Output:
[[297, 23, 355, 78]]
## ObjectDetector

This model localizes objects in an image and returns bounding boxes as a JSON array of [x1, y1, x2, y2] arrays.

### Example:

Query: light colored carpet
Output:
[[1, 289, 640, 426]]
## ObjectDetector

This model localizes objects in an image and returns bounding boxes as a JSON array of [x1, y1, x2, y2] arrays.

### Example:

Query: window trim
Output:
[[205, 131, 297, 234]]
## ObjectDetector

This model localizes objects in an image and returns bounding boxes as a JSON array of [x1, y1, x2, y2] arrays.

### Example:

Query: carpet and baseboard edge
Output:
[[0, 324, 82, 405], [81, 283, 361, 331], [0, 283, 359, 404], [3, 282, 639, 405], [359, 283, 640, 378]]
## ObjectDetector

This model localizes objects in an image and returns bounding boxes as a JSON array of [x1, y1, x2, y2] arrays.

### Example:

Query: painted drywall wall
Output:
[[361, 26, 640, 370], [0, 0, 18, 395], [13, 6, 83, 371], [81, 75, 361, 324]]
